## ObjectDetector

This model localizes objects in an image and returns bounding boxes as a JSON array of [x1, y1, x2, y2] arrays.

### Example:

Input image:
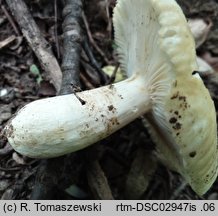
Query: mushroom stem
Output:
[[4, 75, 151, 158]]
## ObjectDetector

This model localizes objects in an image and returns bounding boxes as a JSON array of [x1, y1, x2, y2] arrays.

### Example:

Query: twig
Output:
[[0, 35, 16, 50], [5, 0, 62, 93], [105, 0, 112, 34], [170, 181, 188, 199], [82, 37, 109, 84], [0, 166, 21, 171], [54, 0, 60, 60], [80, 73, 96, 89], [82, 12, 110, 65], [1, 4, 20, 36], [30, 0, 84, 200], [87, 160, 114, 200], [106, 63, 119, 85], [0, 63, 21, 72], [81, 59, 101, 87], [59, 0, 83, 94]]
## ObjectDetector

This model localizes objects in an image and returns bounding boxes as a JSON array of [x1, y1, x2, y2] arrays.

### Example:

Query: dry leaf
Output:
[[12, 152, 26, 165], [188, 18, 212, 48], [125, 148, 157, 199], [197, 56, 214, 75]]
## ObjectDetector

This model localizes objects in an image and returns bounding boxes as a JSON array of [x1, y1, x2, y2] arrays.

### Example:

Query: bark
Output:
[[60, 0, 83, 94]]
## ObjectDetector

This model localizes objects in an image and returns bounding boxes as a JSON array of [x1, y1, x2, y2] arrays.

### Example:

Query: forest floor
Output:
[[0, 0, 218, 200]]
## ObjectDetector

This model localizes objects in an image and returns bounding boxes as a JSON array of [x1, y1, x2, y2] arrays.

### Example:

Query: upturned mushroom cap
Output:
[[114, 0, 218, 195]]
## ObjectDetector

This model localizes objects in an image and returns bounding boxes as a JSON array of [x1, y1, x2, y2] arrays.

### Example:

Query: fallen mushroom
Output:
[[2, 0, 218, 195]]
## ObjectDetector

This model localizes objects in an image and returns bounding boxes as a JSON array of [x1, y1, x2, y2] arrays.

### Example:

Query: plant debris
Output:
[[0, 0, 218, 200]]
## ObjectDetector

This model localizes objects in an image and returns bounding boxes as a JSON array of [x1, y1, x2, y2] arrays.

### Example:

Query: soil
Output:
[[0, 0, 218, 200]]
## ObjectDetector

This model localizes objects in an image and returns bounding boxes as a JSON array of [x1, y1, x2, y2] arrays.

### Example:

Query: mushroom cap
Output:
[[113, 0, 217, 195], [146, 75, 217, 195]]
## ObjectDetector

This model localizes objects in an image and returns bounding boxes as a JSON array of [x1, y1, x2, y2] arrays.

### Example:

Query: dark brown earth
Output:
[[0, 0, 218, 200]]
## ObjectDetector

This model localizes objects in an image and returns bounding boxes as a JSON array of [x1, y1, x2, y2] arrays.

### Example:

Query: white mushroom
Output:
[[3, 0, 218, 195], [5, 77, 151, 157]]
